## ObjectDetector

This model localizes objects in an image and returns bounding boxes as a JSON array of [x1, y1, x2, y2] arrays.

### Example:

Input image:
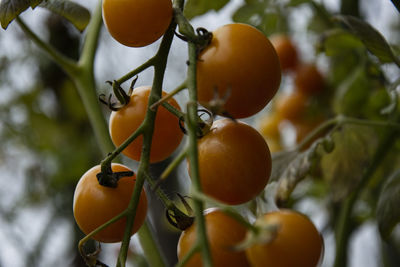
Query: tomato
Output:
[[294, 63, 325, 95], [270, 34, 299, 72], [102, 0, 172, 47], [109, 86, 183, 163], [73, 163, 147, 243], [194, 118, 271, 205], [177, 208, 250, 267], [275, 90, 309, 122], [257, 111, 282, 140], [197, 23, 281, 119], [245, 209, 323, 267]]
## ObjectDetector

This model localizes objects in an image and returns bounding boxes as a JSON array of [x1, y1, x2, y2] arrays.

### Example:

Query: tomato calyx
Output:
[[99, 77, 138, 111], [179, 109, 213, 138], [166, 193, 194, 231], [96, 165, 134, 188], [201, 87, 236, 120]]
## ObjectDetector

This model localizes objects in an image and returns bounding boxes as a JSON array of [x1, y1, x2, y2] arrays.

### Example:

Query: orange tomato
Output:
[[246, 209, 323, 267], [73, 163, 147, 243], [197, 23, 281, 119], [177, 208, 250, 267], [294, 63, 325, 95], [270, 34, 299, 72], [102, 0, 172, 47], [109, 86, 183, 163], [195, 118, 271, 205]]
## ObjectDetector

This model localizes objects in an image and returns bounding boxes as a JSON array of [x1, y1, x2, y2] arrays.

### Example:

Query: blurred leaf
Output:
[[333, 65, 370, 116], [0, 0, 42, 29], [271, 141, 324, 207], [377, 169, 400, 239], [39, 0, 90, 32], [287, 0, 312, 7], [321, 125, 378, 202], [232, 2, 265, 24], [184, 0, 230, 20], [335, 15, 400, 65]]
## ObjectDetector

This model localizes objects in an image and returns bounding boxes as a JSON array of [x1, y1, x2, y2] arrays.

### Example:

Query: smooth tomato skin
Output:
[[177, 208, 250, 267], [294, 63, 325, 95], [102, 0, 172, 47], [73, 163, 147, 243], [195, 118, 271, 205], [246, 209, 323, 267], [109, 86, 183, 163], [270, 34, 299, 72], [197, 23, 281, 119]]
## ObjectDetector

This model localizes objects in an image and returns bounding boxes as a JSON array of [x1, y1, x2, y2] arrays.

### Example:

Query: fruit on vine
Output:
[[294, 63, 325, 95], [109, 86, 183, 163], [270, 34, 299, 72], [177, 208, 250, 267], [73, 163, 147, 243], [102, 0, 172, 47], [245, 209, 323, 267], [275, 90, 309, 122], [194, 118, 271, 205], [197, 23, 281, 119]]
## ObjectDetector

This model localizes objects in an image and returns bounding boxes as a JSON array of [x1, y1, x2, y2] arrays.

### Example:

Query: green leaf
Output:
[[377, 169, 400, 239], [0, 0, 43, 29], [39, 0, 90, 32], [184, 0, 230, 20], [334, 15, 400, 65], [321, 125, 378, 202]]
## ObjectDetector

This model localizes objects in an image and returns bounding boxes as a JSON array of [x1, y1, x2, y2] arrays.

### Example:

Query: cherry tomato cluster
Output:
[[257, 34, 328, 151], [72, 3, 325, 265], [178, 208, 323, 267]]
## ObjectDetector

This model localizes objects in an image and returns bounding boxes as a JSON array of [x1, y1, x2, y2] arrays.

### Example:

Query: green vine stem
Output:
[[183, 30, 213, 267], [116, 9, 179, 266], [16, 1, 165, 265]]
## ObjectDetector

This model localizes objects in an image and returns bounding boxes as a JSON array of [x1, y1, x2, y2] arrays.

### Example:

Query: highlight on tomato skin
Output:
[[72, 163, 148, 243], [109, 86, 184, 163], [196, 23, 282, 119], [177, 208, 251, 267], [245, 209, 324, 267], [194, 118, 272, 205], [102, 0, 173, 47]]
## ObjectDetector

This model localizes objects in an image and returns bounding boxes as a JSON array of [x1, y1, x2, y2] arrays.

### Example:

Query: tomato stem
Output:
[[150, 80, 188, 111]]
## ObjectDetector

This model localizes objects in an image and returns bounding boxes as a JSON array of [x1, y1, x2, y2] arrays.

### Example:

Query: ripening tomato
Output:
[[109, 86, 183, 163], [102, 0, 172, 47], [73, 163, 147, 243], [194, 118, 271, 205], [270, 34, 299, 72], [294, 63, 325, 95], [245, 209, 323, 267], [177, 208, 250, 267], [275, 90, 309, 122], [257, 111, 282, 140], [197, 23, 281, 119]]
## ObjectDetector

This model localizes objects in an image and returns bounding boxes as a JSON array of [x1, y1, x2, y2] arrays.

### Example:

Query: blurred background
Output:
[[0, 0, 399, 266]]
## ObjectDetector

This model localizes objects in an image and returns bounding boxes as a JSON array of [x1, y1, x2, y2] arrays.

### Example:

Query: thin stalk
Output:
[[116, 15, 177, 267], [16, 17, 77, 73], [150, 80, 188, 111], [185, 40, 213, 267], [137, 222, 166, 267]]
